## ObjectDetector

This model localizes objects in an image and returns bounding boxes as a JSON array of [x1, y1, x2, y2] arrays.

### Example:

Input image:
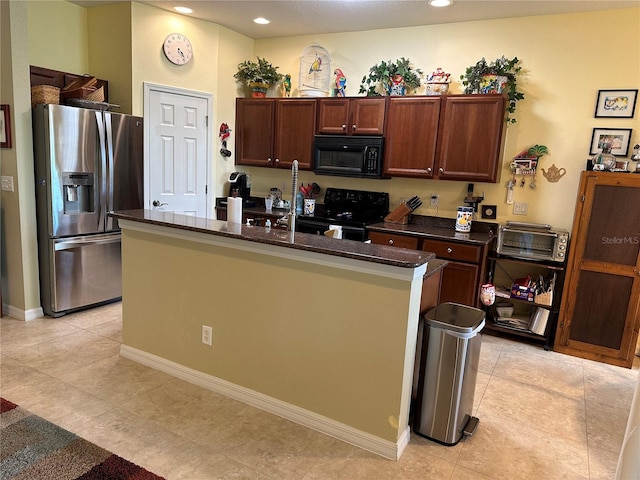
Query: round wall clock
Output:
[[163, 33, 193, 65]]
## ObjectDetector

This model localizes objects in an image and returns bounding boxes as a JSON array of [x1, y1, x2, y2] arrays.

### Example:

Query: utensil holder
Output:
[[534, 291, 553, 306], [384, 203, 412, 224]]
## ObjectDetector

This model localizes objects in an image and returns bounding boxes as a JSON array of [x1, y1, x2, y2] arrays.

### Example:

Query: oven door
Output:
[[497, 227, 558, 261], [296, 218, 366, 242]]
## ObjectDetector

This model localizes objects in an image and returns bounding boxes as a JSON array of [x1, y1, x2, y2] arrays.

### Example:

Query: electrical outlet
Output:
[[202, 325, 212, 346], [1, 176, 14, 192], [513, 202, 528, 215], [430, 194, 439, 206], [481, 205, 497, 219]]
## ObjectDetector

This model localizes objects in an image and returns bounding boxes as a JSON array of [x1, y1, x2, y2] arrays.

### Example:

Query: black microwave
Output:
[[313, 135, 385, 178]]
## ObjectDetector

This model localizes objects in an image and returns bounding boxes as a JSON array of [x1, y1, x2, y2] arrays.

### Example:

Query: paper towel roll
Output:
[[227, 197, 243, 224], [329, 225, 343, 239]]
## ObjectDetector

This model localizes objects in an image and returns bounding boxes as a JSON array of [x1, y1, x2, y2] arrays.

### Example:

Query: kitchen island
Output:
[[111, 209, 434, 460]]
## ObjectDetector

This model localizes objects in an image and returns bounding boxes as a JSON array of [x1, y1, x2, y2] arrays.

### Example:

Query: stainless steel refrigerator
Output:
[[32, 104, 143, 317]]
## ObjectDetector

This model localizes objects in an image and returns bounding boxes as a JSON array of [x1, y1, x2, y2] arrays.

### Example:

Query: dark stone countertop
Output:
[[111, 210, 433, 269], [367, 215, 498, 246], [424, 258, 448, 278]]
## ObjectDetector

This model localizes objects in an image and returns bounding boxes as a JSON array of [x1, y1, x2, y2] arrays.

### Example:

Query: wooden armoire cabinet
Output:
[[555, 171, 640, 368]]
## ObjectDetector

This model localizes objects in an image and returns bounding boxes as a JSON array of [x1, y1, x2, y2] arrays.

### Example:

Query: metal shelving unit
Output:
[[484, 254, 566, 350]]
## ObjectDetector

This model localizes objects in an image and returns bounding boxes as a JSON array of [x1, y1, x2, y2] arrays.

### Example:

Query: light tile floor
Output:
[[1, 302, 638, 480]]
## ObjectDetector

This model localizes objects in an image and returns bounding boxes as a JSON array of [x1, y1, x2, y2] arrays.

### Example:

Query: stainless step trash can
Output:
[[413, 302, 485, 446]]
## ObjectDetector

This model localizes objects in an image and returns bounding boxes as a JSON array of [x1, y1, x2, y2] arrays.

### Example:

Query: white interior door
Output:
[[144, 83, 212, 217]]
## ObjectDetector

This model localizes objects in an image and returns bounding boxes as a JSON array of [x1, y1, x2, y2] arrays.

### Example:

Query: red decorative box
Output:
[[511, 284, 535, 302]]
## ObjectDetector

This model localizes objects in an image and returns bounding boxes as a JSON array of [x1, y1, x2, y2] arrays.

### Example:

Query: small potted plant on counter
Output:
[[460, 55, 524, 123], [234, 56, 284, 98], [359, 57, 423, 96]]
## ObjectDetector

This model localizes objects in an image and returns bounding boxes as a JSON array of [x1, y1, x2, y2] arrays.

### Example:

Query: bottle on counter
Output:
[[296, 191, 304, 214]]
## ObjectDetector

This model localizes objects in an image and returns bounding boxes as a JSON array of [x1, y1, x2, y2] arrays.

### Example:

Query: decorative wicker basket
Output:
[[61, 85, 104, 102], [31, 85, 60, 107], [82, 86, 104, 102]]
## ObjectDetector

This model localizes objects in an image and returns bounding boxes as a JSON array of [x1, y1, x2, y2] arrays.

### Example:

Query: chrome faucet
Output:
[[287, 160, 299, 232], [274, 160, 299, 231]]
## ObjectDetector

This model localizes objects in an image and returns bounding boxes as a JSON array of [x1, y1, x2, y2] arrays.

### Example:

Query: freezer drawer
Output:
[[46, 234, 122, 316]]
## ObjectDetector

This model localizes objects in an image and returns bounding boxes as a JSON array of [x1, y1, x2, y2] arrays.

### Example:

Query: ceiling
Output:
[[71, 0, 639, 39]]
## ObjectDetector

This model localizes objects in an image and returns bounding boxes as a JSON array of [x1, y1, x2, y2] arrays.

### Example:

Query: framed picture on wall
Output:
[[0, 105, 11, 149], [590, 128, 632, 156], [594, 89, 637, 118]]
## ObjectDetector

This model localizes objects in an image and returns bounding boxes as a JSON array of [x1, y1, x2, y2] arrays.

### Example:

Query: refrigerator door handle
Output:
[[95, 111, 108, 231], [105, 112, 115, 213], [54, 234, 121, 251]]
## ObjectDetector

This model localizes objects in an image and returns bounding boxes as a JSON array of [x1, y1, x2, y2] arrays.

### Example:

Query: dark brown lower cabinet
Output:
[[555, 171, 640, 368], [367, 228, 494, 308]]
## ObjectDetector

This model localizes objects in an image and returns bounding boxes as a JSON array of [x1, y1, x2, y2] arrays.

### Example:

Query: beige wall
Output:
[[87, 2, 133, 113], [27, 0, 88, 73], [128, 2, 253, 188], [246, 8, 640, 231], [1, 0, 41, 316], [121, 225, 421, 444]]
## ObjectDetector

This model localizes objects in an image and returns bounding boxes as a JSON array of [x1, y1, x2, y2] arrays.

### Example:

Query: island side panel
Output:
[[120, 227, 423, 444]]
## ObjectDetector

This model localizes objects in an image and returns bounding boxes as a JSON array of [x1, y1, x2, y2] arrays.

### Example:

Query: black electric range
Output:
[[296, 188, 389, 241]]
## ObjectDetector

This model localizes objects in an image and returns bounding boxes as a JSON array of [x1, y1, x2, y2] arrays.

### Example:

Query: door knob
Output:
[[152, 200, 168, 207]]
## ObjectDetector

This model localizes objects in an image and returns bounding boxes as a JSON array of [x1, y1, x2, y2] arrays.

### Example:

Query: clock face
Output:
[[163, 33, 193, 65]]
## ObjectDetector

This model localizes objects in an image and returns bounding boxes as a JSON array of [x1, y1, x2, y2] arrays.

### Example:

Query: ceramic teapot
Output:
[[541, 164, 566, 182]]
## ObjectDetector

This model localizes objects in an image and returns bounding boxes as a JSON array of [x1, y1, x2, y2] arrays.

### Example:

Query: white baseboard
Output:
[[2, 304, 44, 321], [120, 344, 407, 461]]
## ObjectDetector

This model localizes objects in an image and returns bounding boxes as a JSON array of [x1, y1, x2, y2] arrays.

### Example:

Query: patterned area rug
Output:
[[0, 397, 165, 480]]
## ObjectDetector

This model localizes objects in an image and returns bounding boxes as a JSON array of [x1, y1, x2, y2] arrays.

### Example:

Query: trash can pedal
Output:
[[462, 416, 479, 437]]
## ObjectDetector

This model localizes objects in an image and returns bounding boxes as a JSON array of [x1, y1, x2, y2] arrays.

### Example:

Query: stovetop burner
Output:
[[299, 188, 389, 226]]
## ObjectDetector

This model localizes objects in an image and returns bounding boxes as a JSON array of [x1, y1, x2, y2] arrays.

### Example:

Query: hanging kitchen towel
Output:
[[228, 197, 243, 224]]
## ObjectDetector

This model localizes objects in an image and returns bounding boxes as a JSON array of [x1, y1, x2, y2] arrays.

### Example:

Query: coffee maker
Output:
[[228, 172, 252, 203]]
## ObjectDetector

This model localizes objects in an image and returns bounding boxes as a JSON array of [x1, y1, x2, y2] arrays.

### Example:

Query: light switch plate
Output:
[[513, 202, 528, 215], [1, 176, 14, 192]]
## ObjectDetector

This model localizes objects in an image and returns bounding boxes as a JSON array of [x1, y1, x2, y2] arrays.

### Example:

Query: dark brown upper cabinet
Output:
[[317, 98, 385, 135]]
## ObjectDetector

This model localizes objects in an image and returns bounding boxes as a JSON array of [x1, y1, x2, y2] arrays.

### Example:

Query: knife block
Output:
[[384, 203, 413, 224]]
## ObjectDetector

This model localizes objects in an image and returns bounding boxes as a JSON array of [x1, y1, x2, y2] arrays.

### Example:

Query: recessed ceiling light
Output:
[[174, 6, 193, 14], [429, 0, 452, 6], [253, 17, 270, 25]]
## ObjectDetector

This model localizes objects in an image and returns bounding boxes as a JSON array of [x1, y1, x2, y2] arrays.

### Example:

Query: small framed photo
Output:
[[594, 89, 637, 118], [590, 128, 632, 156], [0, 105, 11, 149]]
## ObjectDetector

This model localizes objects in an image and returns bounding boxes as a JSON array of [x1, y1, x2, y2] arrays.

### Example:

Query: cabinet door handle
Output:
[[267, 157, 272, 164], [352, 124, 357, 131], [275, 158, 280, 164], [341, 124, 347, 130], [439, 168, 444, 173], [426, 167, 432, 173], [388, 239, 394, 245], [446, 247, 453, 254]]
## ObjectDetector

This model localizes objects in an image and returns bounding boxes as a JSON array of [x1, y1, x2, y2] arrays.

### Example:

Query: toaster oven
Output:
[[497, 222, 569, 263]]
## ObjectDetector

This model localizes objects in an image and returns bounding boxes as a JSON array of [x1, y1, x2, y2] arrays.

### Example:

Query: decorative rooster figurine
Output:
[[334, 68, 347, 97], [309, 54, 322, 74]]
